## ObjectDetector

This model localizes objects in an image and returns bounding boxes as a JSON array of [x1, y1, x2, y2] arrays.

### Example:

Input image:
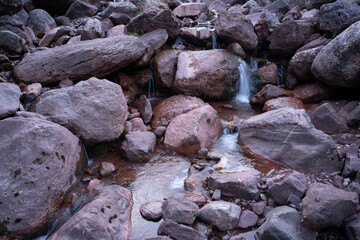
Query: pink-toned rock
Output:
[[237, 210, 258, 228], [140, 201, 163, 221], [129, 118, 151, 132], [121, 131, 156, 162], [151, 95, 205, 128], [255, 63, 278, 88], [107, 25, 126, 37], [164, 104, 221, 155], [0, 82, 21, 119], [250, 84, 293, 105], [65, 0, 98, 20], [154, 49, 180, 89], [81, 18, 103, 40], [134, 95, 153, 124], [173, 3, 207, 17], [137, 29, 168, 67], [228, 42, 246, 59], [27, 9, 56, 38], [292, 82, 336, 103], [100, 162, 116, 177], [263, 97, 305, 111]]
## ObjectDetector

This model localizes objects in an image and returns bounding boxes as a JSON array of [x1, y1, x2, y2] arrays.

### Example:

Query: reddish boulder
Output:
[[250, 84, 292, 105], [26, 9, 56, 38], [173, 3, 207, 17], [137, 29, 168, 67], [263, 97, 304, 111], [292, 82, 336, 103], [154, 49, 180, 89], [65, 0, 98, 20], [121, 131, 156, 162], [254, 63, 278, 88]]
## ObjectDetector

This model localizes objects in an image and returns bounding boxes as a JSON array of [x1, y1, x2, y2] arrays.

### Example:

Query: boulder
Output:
[[305, 0, 336, 9], [310, 103, 349, 134], [265, 0, 290, 16], [180, 27, 212, 47], [251, 201, 266, 216], [250, 84, 292, 105], [151, 95, 205, 128], [0, 30, 25, 54], [263, 97, 304, 111], [199, 201, 241, 231], [22, 83, 42, 102], [228, 42, 246, 59], [238, 108, 342, 173], [237, 210, 258, 229], [174, 50, 240, 100], [39, 26, 75, 47], [101, 1, 138, 18], [158, 219, 207, 240], [26, 9, 56, 38], [34, 78, 128, 145], [0, 0, 23, 15], [65, 0, 98, 20], [268, 20, 315, 57], [317, 1, 360, 37], [99, 162, 116, 177], [162, 198, 200, 225], [121, 131, 156, 162], [255, 206, 316, 240], [134, 95, 153, 124], [254, 63, 278, 88], [173, 3, 207, 17], [107, 25, 127, 37], [288, 46, 323, 82], [300, 183, 359, 230], [0, 82, 20, 119], [137, 29, 168, 67], [128, 118, 151, 132], [215, 11, 258, 51], [140, 201, 163, 221], [311, 20, 360, 88], [344, 214, 360, 240], [0, 117, 85, 238], [292, 82, 335, 103], [343, 144, 360, 177], [109, 13, 130, 25], [267, 171, 307, 205], [340, 102, 360, 127], [296, 36, 330, 52], [207, 170, 261, 200], [81, 18, 103, 40], [164, 104, 221, 155], [127, 10, 180, 40], [14, 35, 145, 85], [154, 49, 179, 89], [48, 185, 132, 240]]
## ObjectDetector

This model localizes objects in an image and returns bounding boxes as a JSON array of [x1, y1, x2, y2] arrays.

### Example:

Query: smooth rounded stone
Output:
[[263, 97, 305, 111], [343, 144, 360, 177], [0, 82, 21, 119], [107, 25, 127, 37], [312, 21, 360, 88], [266, 171, 307, 205], [300, 183, 359, 230], [134, 95, 153, 124], [344, 214, 360, 240], [317, 1, 360, 37], [238, 210, 258, 229], [238, 108, 342, 173], [137, 29, 168, 67], [251, 201, 267, 216], [208, 170, 261, 200], [14, 35, 145, 85], [0, 30, 25, 54], [127, 10, 180, 40], [254, 63, 278, 89], [48, 185, 132, 240], [140, 201, 163, 221], [34, 78, 127, 145], [81, 18, 103, 40], [215, 11, 258, 51], [154, 126, 166, 138], [99, 162, 116, 177], [184, 193, 208, 207], [250, 84, 292, 105], [109, 12, 130, 25], [199, 201, 241, 231], [310, 103, 349, 134], [129, 118, 151, 132], [255, 206, 316, 240], [162, 198, 200, 225], [158, 219, 207, 240], [121, 131, 156, 162], [292, 82, 335, 103], [154, 49, 180, 89], [173, 3, 207, 17], [0, 117, 85, 238], [164, 104, 221, 155], [65, 0, 98, 20], [268, 19, 315, 57], [0, 0, 23, 15], [174, 50, 240, 100], [26, 9, 56, 38], [55, 16, 70, 26], [101, 1, 138, 19], [305, 0, 336, 9], [288, 46, 323, 82]]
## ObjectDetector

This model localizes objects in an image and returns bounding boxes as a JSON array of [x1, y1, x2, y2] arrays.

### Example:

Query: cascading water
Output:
[[235, 57, 258, 103], [212, 33, 218, 49]]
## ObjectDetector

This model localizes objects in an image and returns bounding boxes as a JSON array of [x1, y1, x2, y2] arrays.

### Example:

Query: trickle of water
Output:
[[236, 58, 258, 103], [147, 75, 156, 99], [212, 33, 218, 49], [277, 64, 285, 88]]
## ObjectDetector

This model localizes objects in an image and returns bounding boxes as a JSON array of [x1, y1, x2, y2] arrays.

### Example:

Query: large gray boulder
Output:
[[14, 35, 145, 85], [34, 78, 128, 146], [0, 116, 85, 238], [255, 206, 316, 240], [238, 107, 342, 173], [26, 9, 56, 38], [174, 50, 240, 100], [48, 185, 132, 240], [311, 21, 360, 88], [0, 83, 21, 119], [300, 183, 359, 230]]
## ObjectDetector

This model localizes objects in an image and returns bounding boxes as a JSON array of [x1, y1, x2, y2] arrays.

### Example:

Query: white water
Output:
[[236, 58, 258, 103]]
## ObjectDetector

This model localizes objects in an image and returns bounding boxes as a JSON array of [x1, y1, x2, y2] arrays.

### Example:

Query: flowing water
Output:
[[236, 58, 258, 103]]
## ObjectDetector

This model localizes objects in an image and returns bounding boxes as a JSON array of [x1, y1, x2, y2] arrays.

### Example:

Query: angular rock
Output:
[[341, 102, 360, 127], [0, 117, 84, 238], [311, 21, 360, 88], [164, 104, 221, 155], [250, 84, 292, 105], [0, 30, 24, 54], [174, 50, 240, 99], [14, 35, 145, 85], [81, 18, 103, 40], [255, 206, 316, 240], [154, 49, 179, 89], [343, 144, 360, 177], [137, 29, 168, 67], [228, 42, 246, 59], [158, 219, 207, 240], [300, 183, 359, 230], [254, 63, 278, 88], [107, 25, 127, 37], [65, 0, 98, 20], [22, 82, 42, 102], [0, 0, 23, 15], [215, 11, 258, 51], [121, 131, 156, 162], [99, 162, 116, 177], [305, 0, 336, 9], [266, 0, 290, 16], [264, 97, 304, 111], [109, 12, 130, 25], [199, 201, 241, 231], [34, 78, 128, 145], [162, 198, 200, 225], [129, 118, 151, 132], [154, 126, 166, 138], [296, 36, 330, 53], [173, 3, 207, 17], [140, 201, 163, 221], [0, 82, 21, 119], [344, 214, 360, 240], [238, 108, 342, 173], [208, 170, 261, 200], [267, 171, 307, 205], [292, 82, 335, 103], [310, 103, 349, 134], [317, 1, 360, 37], [134, 95, 153, 124], [26, 9, 56, 38], [48, 185, 132, 240], [39, 26, 75, 47], [237, 210, 258, 229], [101, 2, 138, 18], [251, 201, 266, 216]]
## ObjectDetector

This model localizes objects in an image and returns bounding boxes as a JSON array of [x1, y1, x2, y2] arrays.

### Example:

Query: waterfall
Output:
[[236, 58, 257, 103], [147, 75, 156, 99], [277, 64, 285, 88], [212, 33, 218, 49]]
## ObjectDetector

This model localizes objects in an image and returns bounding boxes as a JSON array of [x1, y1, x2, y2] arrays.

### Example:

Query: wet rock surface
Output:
[[162, 198, 200, 225], [0, 83, 20, 119]]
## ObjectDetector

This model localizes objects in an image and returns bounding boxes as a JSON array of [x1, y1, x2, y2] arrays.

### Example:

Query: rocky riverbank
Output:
[[0, 0, 360, 239]]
